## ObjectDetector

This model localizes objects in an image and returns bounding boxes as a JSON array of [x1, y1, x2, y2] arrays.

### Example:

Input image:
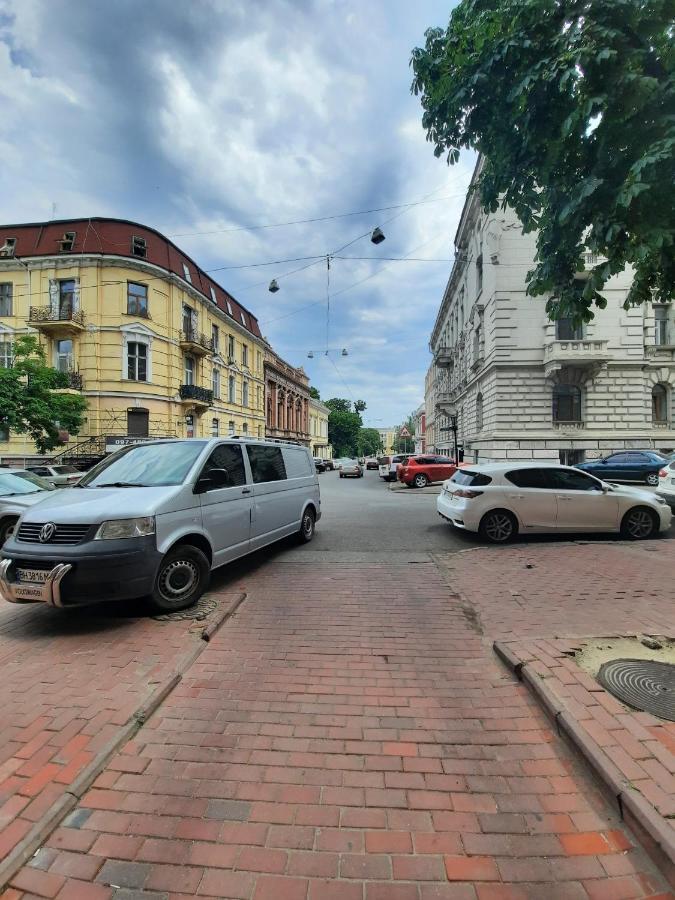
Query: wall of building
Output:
[[0, 220, 267, 462], [264, 349, 311, 446], [309, 399, 331, 458]]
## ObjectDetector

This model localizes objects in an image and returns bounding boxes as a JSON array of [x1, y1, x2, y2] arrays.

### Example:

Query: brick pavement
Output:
[[0, 591, 242, 878], [4, 559, 671, 898]]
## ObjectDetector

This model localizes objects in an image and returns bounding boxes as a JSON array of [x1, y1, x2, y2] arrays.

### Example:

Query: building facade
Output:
[[377, 427, 397, 455], [309, 399, 331, 459], [413, 403, 426, 454], [0, 218, 266, 464], [264, 349, 310, 446], [427, 160, 675, 464]]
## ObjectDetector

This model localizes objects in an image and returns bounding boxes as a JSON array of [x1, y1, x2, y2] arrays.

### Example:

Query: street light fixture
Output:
[[370, 227, 385, 245], [268, 279, 280, 293]]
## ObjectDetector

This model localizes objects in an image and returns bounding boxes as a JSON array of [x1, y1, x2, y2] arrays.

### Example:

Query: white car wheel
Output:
[[479, 510, 518, 544]]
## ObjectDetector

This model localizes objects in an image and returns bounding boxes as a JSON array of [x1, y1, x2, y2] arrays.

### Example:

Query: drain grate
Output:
[[597, 658, 675, 722]]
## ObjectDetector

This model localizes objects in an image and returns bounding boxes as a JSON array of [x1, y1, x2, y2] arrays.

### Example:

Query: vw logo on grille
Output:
[[39, 523, 57, 543]]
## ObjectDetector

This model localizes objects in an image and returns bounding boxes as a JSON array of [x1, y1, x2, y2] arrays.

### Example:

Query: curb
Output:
[[0, 591, 247, 893], [494, 640, 675, 889]]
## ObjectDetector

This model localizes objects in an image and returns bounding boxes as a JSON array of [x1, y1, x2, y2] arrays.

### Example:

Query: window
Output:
[[476, 393, 483, 430], [242, 344, 248, 367], [182, 304, 195, 338], [127, 408, 149, 437], [212, 367, 221, 399], [59, 232, 76, 252], [655, 306, 670, 345], [228, 335, 235, 361], [256, 351, 262, 372], [242, 380, 249, 407], [0, 284, 12, 316], [228, 420, 235, 435], [127, 282, 148, 317], [257, 424, 263, 438], [211, 324, 219, 351], [247, 445, 287, 483], [241, 312, 247, 327], [505, 469, 546, 488], [559, 449, 585, 466], [55, 339, 73, 372], [552, 384, 581, 421], [209, 286, 217, 304], [226, 300, 233, 316], [0, 238, 16, 257], [127, 342, 148, 381], [451, 470, 492, 487], [182, 263, 192, 284], [57, 279, 77, 316], [242, 423, 248, 435], [476, 254, 483, 295], [211, 418, 219, 437], [184, 354, 195, 385], [0, 421, 8, 442], [652, 384, 668, 423], [131, 236, 147, 258], [202, 443, 246, 487], [0, 341, 13, 369], [473, 326, 481, 361], [548, 469, 602, 491], [228, 374, 236, 403], [257, 385, 261, 409], [556, 317, 583, 340]]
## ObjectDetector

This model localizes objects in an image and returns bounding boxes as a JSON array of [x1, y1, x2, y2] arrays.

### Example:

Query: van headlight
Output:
[[94, 516, 155, 540]]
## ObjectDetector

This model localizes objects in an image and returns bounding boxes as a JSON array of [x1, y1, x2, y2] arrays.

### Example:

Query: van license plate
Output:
[[16, 568, 49, 584]]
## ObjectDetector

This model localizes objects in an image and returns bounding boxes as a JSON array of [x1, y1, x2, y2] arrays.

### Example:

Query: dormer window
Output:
[[131, 236, 147, 258], [59, 232, 76, 252], [226, 300, 233, 316], [0, 238, 16, 257], [240, 311, 247, 327], [182, 263, 192, 284], [209, 286, 217, 304]]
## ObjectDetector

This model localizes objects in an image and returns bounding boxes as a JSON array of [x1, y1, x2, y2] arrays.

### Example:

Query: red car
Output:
[[398, 455, 457, 488]]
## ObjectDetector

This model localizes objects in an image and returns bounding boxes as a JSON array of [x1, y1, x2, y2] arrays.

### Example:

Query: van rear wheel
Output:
[[149, 545, 210, 612], [298, 507, 315, 543]]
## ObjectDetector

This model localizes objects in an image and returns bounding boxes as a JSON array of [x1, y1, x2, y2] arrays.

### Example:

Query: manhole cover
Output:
[[151, 593, 219, 622], [597, 658, 675, 721]]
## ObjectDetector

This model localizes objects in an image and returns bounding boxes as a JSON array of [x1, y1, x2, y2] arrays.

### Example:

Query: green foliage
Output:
[[325, 397, 364, 456], [0, 335, 88, 453], [357, 427, 382, 457], [309, 386, 321, 400], [411, 0, 675, 321]]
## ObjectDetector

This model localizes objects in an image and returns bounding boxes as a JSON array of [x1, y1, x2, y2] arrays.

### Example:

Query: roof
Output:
[[0, 217, 262, 338]]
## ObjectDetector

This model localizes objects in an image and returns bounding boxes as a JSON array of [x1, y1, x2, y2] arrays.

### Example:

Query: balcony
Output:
[[435, 391, 455, 411], [574, 251, 608, 280], [51, 371, 83, 394], [543, 339, 610, 378], [29, 306, 85, 335], [179, 328, 214, 357], [179, 384, 213, 410], [434, 347, 454, 369]]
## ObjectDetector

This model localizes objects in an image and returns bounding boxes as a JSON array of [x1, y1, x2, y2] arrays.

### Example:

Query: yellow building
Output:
[[309, 398, 331, 459], [377, 427, 397, 454], [0, 218, 266, 464]]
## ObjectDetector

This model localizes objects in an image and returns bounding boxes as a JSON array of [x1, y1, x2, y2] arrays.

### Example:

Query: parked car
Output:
[[0, 470, 55, 544], [333, 457, 354, 471], [378, 454, 411, 482], [575, 451, 666, 486], [656, 454, 675, 509], [365, 458, 379, 470], [339, 459, 363, 478], [323, 459, 335, 471], [26, 464, 83, 487], [398, 455, 457, 488], [0, 438, 320, 612], [313, 457, 328, 473], [437, 462, 671, 544]]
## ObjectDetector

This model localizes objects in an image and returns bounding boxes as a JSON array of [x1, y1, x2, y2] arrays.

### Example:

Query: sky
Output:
[[0, 0, 473, 428]]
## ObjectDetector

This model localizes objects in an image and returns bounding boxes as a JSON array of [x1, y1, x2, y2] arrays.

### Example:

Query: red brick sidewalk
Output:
[[4, 560, 671, 899], [0, 592, 241, 884]]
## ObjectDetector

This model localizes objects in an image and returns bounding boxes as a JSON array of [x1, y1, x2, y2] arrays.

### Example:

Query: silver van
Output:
[[0, 438, 320, 612]]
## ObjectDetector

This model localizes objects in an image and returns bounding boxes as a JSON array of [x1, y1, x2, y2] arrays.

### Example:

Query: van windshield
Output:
[[80, 441, 207, 488]]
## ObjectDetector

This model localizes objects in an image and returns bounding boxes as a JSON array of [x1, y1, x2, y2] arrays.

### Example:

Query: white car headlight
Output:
[[94, 516, 155, 540]]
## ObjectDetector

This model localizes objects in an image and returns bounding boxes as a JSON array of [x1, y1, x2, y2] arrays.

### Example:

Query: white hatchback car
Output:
[[656, 455, 675, 509], [437, 462, 672, 543]]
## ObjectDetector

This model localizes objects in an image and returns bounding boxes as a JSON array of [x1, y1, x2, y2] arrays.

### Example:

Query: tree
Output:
[[357, 427, 381, 457], [0, 336, 88, 453], [325, 398, 363, 456], [309, 386, 321, 400], [411, 0, 674, 323]]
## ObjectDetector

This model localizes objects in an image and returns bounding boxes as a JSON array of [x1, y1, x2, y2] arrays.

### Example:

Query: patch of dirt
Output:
[[575, 635, 675, 677]]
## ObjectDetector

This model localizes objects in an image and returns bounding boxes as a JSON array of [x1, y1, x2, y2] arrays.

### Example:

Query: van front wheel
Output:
[[298, 507, 315, 543], [149, 545, 210, 612]]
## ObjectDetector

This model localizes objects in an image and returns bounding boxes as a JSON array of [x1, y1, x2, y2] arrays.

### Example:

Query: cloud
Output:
[[0, 0, 471, 425]]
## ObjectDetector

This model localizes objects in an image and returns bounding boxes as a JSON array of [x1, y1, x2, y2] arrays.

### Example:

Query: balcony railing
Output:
[[179, 384, 213, 405], [179, 328, 214, 355], [552, 420, 585, 430], [54, 371, 83, 391], [29, 306, 85, 328], [434, 347, 454, 369], [543, 339, 609, 376]]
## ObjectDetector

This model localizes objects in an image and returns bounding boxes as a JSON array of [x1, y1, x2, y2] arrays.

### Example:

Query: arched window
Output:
[[652, 383, 668, 423], [553, 384, 581, 422], [476, 393, 484, 431]]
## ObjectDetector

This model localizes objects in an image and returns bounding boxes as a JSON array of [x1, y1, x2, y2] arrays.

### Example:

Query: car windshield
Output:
[[0, 471, 51, 495], [52, 465, 80, 474], [80, 441, 207, 488]]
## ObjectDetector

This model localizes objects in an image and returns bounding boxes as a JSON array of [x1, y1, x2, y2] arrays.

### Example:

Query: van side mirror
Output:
[[194, 468, 230, 493]]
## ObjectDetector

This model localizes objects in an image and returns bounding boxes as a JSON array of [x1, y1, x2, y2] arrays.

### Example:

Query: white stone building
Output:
[[427, 160, 675, 464]]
